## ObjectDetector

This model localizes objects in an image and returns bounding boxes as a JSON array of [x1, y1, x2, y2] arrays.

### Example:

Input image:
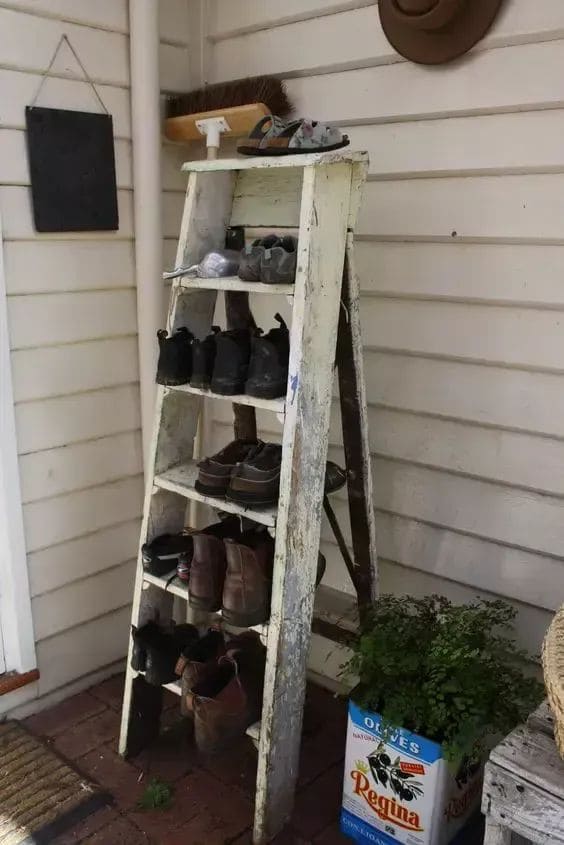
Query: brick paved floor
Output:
[[22, 673, 351, 844]]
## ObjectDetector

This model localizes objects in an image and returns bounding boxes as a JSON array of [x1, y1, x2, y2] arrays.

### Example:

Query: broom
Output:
[[164, 75, 292, 158]]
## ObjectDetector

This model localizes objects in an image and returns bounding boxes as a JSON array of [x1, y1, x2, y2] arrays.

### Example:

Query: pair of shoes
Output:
[[131, 622, 198, 686], [181, 630, 266, 755], [141, 531, 195, 577], [196, 439, 282, 508], [239, 234, 297, 285], [187, 517, 275, 627], [156, 328, 193, 386], [237, 115, 350, 157], [192, 314, 289, 400]]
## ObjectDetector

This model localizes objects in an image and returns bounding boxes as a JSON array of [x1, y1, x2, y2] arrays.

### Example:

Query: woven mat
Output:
[[0, 721, 111, 845]]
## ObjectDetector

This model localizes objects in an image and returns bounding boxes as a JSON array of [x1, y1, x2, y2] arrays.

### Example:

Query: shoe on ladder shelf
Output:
[[119, 149, 378, 845]]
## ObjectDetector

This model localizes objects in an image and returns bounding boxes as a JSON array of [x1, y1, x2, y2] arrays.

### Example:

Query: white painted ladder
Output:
[[119, 151, 378, 844]]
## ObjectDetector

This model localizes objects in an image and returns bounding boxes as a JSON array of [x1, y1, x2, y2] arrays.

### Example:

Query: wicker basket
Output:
[[542, 603, 564, 758]]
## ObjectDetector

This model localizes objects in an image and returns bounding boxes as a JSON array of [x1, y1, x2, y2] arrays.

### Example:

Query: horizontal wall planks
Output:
[[359, 174, 564, 241], [3, 0, 129, 32], [160, 41, 190, 91], [0, 7, 130, 86], [287, 41, 564, 124], [0, 69, 132, 136], [159, 0, 190, 44], [15, 385, 140, 454], [364, 352, 564, 440], [32, 559, 135, 641], [209, 0, 375, 38], [22, 475, 143, 552], [12, 337, 139, 402], [355, 241, 564, 306], [361, 298, 564, 372], [8, 290, 137, 350], [346, 110, 564, 178], [36, 605, 131, 695], [28, 518, 140, 597], [0, 186, 133, 240], [0, 129, 132, 189], [162, 190, 186, 238], [4, 240, 135, 295], [210, 0, 564, 79], [19, 430, 142, 503]]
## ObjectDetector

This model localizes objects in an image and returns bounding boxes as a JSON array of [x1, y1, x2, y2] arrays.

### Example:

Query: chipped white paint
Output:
[[182, 150, 369, 171], [483, 714, 564, 844]]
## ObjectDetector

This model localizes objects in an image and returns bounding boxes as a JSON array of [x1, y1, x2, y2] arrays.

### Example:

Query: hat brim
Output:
[[379, 0, 505, 65]]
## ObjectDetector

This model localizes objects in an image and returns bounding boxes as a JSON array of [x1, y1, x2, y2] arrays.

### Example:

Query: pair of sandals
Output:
[[238, 115, 349, 157]]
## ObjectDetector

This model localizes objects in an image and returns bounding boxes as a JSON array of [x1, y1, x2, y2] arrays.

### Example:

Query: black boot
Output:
[[210, 329, 251, 395], [190, 327, 219, 389], [245, 314, 289, 399], [156, 327, 193, 386], [144, 623, 199, 686]]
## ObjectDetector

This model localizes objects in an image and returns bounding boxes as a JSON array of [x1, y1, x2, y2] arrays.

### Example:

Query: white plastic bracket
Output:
[[195, 116, 231, 152]]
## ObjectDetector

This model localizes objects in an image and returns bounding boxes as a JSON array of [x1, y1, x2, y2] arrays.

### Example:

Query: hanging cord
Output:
[[30, 34, 109, 114]]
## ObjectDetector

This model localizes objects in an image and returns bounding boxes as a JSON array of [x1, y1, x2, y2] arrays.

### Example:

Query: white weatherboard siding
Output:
[[201, 0, 564, 659], [0, 0, 191, 713]]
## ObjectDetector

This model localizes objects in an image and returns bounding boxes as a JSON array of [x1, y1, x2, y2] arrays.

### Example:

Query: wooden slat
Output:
[[19, 430, 142, 504], [209, 0, 375, 38], [168, 383, 285, 413], [527, 702, 555, 737], [7, 290, 137, 350], [3, 0, 128, 32], [11, 337, 139, 402], [490, 725, 564, 799], [179, 276, 294, 295], [4, 240, 135, 295], [287, 41, 564, 124], [28, 518, 140, 598]]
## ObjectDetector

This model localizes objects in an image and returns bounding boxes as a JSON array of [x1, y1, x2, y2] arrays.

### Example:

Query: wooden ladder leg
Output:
[[253, 163, 353, 844], [336, 233, 379, 611]]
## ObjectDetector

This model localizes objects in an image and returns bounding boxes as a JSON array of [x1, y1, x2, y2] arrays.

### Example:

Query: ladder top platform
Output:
[[181, 150, 369, 173]]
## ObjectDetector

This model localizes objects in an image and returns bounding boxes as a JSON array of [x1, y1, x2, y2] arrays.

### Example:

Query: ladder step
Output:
[[179, 276, 294, 296], [154, 462, 277, 527], [133, 671, 182, 697], [167, 384, 285, 414]]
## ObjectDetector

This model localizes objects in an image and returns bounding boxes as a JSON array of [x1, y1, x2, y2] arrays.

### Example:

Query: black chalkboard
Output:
[[25, 106, 119, 232]]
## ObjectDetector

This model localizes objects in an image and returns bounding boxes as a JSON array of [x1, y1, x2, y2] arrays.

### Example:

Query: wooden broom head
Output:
[[164, 103, 271, 143], [165, 76, 292, 119]]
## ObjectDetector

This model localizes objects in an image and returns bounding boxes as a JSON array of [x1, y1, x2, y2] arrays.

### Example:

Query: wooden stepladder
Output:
[[119, 151, 378, 844]]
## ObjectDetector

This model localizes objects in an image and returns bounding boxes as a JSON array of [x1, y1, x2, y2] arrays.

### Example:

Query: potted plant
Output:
[[341, 594, 544, 845]]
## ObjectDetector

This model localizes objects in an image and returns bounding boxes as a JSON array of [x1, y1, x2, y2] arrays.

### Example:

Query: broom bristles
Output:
[[166, 76, 292, 119]]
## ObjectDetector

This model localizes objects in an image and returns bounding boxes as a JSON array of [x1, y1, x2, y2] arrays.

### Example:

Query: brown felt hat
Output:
[[379, 0, 505, 65]]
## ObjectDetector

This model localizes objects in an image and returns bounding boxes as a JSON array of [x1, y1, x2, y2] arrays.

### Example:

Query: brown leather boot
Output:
[[221, 531, 275, 627], [186, 632, 266, 754], [188, 518, 241, 612]]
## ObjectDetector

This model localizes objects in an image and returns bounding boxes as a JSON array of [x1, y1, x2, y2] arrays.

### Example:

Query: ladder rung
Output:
[[154, 462, 277, 527], [133, 670, 182, 697], [179, 276, 294, 296], [167, 384, 285, 414]]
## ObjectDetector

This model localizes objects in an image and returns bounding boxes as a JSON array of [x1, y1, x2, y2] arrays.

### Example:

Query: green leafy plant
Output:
[[346, 594, 544, 763], [137, 778, 173, 811]]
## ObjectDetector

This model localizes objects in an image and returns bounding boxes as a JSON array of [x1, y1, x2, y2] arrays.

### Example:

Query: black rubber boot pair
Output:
[[156, 327, 193, 386], [131, 622, 199, 686], [192, 314, 290, 399]]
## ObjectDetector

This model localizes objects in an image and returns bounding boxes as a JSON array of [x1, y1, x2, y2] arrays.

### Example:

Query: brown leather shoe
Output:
[[188, 518, 241, 612], [195, 439, 261, 498], [186, 632, 266, 754], [227, 442, 282, 507], [222, 530, 275, 627], [177, 628, 225, 717]]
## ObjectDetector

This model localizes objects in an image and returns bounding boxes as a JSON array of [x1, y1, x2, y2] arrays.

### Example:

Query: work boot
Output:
[[222, 531, 275, 627], [260, 235, 298, 285], [188, 518, 242, 612], [143, 623, 199, 687], [245, 314, 290, 400], [190, 327, 219, 389], [177, 628, 225, 716], [196, 438, 261, 498], [156, 327, 193, 386], [238, 234, 280, 282], [187, 632, 266, 754], [210, 328, 252, 395], [227, 442, 282, 507]]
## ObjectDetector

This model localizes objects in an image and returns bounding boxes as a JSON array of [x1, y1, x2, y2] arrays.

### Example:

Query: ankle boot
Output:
[[222, 531, 275, 627], [245, 314, 290, 399], [144, 623, 198, 686], [156, 327, 193, 386], [177, 628, 225, 716], [190, 327, 219, 389], [188, 518, 242, 612], [210, 329, 251, 395]]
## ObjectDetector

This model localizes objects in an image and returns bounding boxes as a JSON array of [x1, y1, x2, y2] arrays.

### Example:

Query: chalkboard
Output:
[[25, 105, 119, 232]]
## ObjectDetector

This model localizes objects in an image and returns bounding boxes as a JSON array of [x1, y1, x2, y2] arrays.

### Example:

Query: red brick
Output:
[[201, 736, 258, 796], [231, 828, 310, 845], [157, 811, 245, 845], [292, 763, 344, 839], [299, 727, 345, 787], [89, 674, 126, 711], [304, 685, 348, 737], [313, 821, 351, 844], [53, 708, 121, 761], [77, 745, 145, 810], [131, 723, 198, 783], [23, 693, 106, 738], [82, 815, 149, 844], [51, 806, 118, 844]]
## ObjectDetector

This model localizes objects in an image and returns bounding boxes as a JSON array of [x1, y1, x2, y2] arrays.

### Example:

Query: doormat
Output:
[[0, 721, 112, 845]]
